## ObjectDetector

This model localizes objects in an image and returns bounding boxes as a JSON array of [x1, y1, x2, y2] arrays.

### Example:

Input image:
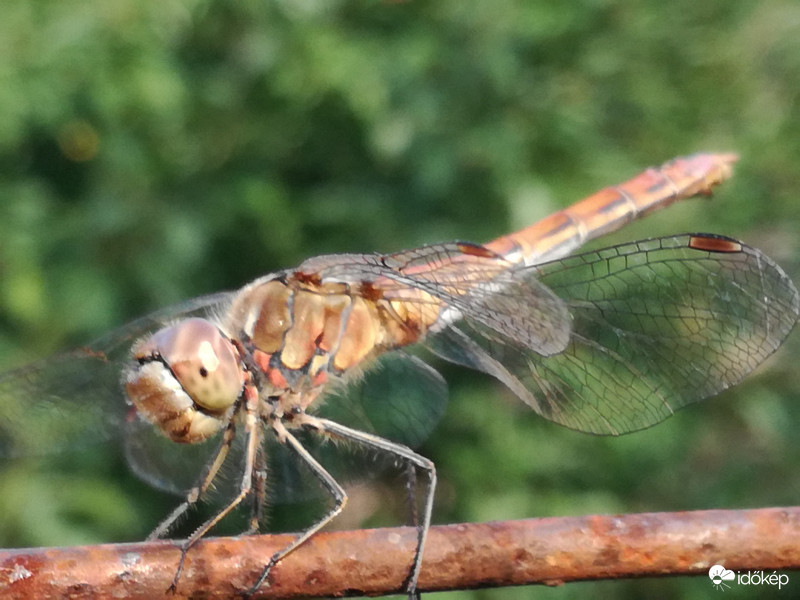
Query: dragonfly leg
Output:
[[305, 415, 436, 600], [405, 461, 419, 527], [167, 384, 261, 593], [246, 443, 268, 535], [245, 418, 348, 596], [147, 414, 239, 542]]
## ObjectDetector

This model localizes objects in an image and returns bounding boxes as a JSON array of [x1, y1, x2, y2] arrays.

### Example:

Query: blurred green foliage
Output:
[[1, 1, 799, 598]]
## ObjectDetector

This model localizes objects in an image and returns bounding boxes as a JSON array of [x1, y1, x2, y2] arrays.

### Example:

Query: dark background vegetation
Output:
[[1, 1, 799, 598]]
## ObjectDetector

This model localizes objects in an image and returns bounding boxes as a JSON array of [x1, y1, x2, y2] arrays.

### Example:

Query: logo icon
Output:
[[709, 564, 736, 591]]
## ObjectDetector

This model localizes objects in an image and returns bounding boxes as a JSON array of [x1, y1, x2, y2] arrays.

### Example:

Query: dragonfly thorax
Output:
[[226, 276, 392, 376], [218, 270, 444, 417]]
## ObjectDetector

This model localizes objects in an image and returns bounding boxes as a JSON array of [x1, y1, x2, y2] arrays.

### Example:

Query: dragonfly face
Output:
[[126, 318, 244, 444]]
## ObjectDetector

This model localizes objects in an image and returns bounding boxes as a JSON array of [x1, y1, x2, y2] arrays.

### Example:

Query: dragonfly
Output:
[[0, 153, 797, 598]]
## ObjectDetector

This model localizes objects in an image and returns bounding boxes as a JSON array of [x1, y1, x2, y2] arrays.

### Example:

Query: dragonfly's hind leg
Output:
[[300, 414, 437, 600], [245, 418, 348, 596]]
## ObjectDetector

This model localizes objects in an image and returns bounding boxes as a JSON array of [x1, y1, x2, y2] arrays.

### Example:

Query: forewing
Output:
[[307, 243, 571, 356], [0, 291, 234, 481], [0, 350, 123, 457], [428, 235, 799, 435]]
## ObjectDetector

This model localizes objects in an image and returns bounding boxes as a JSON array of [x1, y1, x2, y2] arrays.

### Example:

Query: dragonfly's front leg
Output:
[[298, 414, 437, 600], [246, 442, 268, 535], [146, 416, 239, 543], [166, 383, 261, 594]]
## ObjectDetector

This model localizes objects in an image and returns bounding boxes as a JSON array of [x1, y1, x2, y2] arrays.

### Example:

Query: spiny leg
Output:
[[247, 442, 268, 535], [168, 385, 261, 593], [148, 415, 239, 542], [301, 415, 436, 600], [245, 418, 348, 596], [405, 461, 420, 528], [402, 461, 422, 600]]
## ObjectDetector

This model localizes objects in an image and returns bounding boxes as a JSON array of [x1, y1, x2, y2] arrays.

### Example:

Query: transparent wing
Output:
[[427, 234, 799, 435], [305, 242, 571, 356], [0, 292, 234, 476], [122, 411, 232, 496], [315, 351, 448, 448], [262, 351, 449, 504]]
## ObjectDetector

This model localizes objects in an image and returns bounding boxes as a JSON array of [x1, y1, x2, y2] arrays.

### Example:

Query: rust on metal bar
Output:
[[1, 507, 799, 599]]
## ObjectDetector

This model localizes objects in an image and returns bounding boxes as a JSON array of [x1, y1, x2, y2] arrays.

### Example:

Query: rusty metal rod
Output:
[[1, 507, 798, 599]]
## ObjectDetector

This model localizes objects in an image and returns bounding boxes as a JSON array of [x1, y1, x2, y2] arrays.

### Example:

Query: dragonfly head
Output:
[[125, 318, 245, 444]]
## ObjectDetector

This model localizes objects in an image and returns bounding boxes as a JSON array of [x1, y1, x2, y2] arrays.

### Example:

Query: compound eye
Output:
[[148, 318, 244, 412]]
